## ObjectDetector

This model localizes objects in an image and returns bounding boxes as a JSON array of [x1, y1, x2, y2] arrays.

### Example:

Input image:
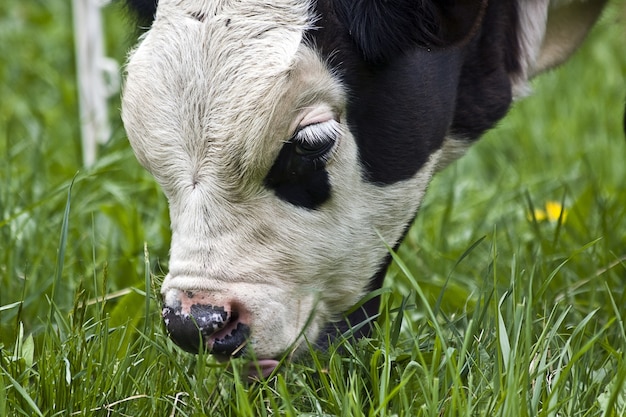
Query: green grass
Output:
[[1, 2, 626, 416]]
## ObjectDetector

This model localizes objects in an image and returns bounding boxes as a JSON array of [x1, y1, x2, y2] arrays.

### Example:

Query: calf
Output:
[[121, 0, 610, 375]]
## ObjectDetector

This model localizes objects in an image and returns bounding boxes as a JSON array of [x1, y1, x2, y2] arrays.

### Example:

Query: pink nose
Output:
[[162, 292, 250, 359]]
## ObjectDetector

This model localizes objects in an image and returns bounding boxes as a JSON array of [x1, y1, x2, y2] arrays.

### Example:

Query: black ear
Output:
[[124, 0, 158, 26], [333, 0, 487, 63]]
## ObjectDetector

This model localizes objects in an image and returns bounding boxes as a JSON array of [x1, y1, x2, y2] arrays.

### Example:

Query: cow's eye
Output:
[[294, 138, 334, 157], [292, 120, 340, 161], [265, 119, 340, 209]]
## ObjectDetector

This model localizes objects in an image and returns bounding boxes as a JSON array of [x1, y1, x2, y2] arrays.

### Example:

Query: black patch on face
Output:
[[340, 50, 463, 184], [264, 141, 332, 210], [309, 0, 521, 184], [311, 2, 463, 185]]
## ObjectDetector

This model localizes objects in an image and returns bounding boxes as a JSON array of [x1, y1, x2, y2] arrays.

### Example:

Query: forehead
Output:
[[124, 0, 340, 177]]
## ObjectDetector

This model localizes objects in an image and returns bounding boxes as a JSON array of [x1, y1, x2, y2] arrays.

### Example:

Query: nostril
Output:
[[162, 302, 250, 357]]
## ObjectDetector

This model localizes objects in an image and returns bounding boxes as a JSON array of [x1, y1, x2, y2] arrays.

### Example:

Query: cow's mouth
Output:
[[162, 300, 281, 378]]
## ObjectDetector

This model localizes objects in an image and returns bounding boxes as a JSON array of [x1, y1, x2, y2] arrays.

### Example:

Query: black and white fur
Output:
[[121, 0, 612, 375]]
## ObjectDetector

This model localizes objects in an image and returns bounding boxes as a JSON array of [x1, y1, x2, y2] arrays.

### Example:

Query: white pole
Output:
[[72, 0, 119, 167]]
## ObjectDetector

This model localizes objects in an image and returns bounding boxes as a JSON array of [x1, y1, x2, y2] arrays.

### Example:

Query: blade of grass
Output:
[[0, 370, 43, 417], [143, 242, 151, 336], [0, 368, 6, 417], [50, 173, 79, 316]]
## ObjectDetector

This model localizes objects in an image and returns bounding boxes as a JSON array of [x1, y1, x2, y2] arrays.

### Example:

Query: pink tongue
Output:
[[247, 359, 280, 379]]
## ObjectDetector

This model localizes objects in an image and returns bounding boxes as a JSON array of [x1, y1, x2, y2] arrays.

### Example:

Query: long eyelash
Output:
[[294, 120, 341, 145]]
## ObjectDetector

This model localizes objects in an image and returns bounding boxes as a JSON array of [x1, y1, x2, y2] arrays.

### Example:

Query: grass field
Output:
[[1, 2, 626, 416]]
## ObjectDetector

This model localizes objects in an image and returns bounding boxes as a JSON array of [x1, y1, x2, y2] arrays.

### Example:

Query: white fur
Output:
[[437, 136, 473, 172]]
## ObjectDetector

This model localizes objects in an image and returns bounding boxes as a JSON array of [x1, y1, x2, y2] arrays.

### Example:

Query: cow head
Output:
[[121, 0, 492, 374]]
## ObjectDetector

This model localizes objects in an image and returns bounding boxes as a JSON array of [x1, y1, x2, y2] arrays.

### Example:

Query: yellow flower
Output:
[[531, 201, 568, 223]]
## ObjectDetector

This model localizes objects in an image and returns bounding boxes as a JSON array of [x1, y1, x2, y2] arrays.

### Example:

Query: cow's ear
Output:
[[334, 0, 487, 63], [531, 0, 605, 77], [124, 0, 158, 26]]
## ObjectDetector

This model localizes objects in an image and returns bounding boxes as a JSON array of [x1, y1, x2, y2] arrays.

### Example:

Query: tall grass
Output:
[[1, 1, 626, 416]]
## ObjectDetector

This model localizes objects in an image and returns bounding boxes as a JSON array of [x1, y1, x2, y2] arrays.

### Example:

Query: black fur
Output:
[[124, 0, 158, 25], [450, 0, 520, 139], [264, 141, 332, 210], [310, 0, 520, 185], [332, 0, 487, 64], [333, 0, 442, 64], [337, 48, 463, 184]]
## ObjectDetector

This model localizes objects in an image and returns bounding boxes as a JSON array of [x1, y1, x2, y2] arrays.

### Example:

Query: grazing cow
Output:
[[121, 0, 610, 376]]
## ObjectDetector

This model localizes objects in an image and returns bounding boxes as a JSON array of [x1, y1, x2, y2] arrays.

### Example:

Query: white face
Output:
[[122, 0, 443, 361]]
